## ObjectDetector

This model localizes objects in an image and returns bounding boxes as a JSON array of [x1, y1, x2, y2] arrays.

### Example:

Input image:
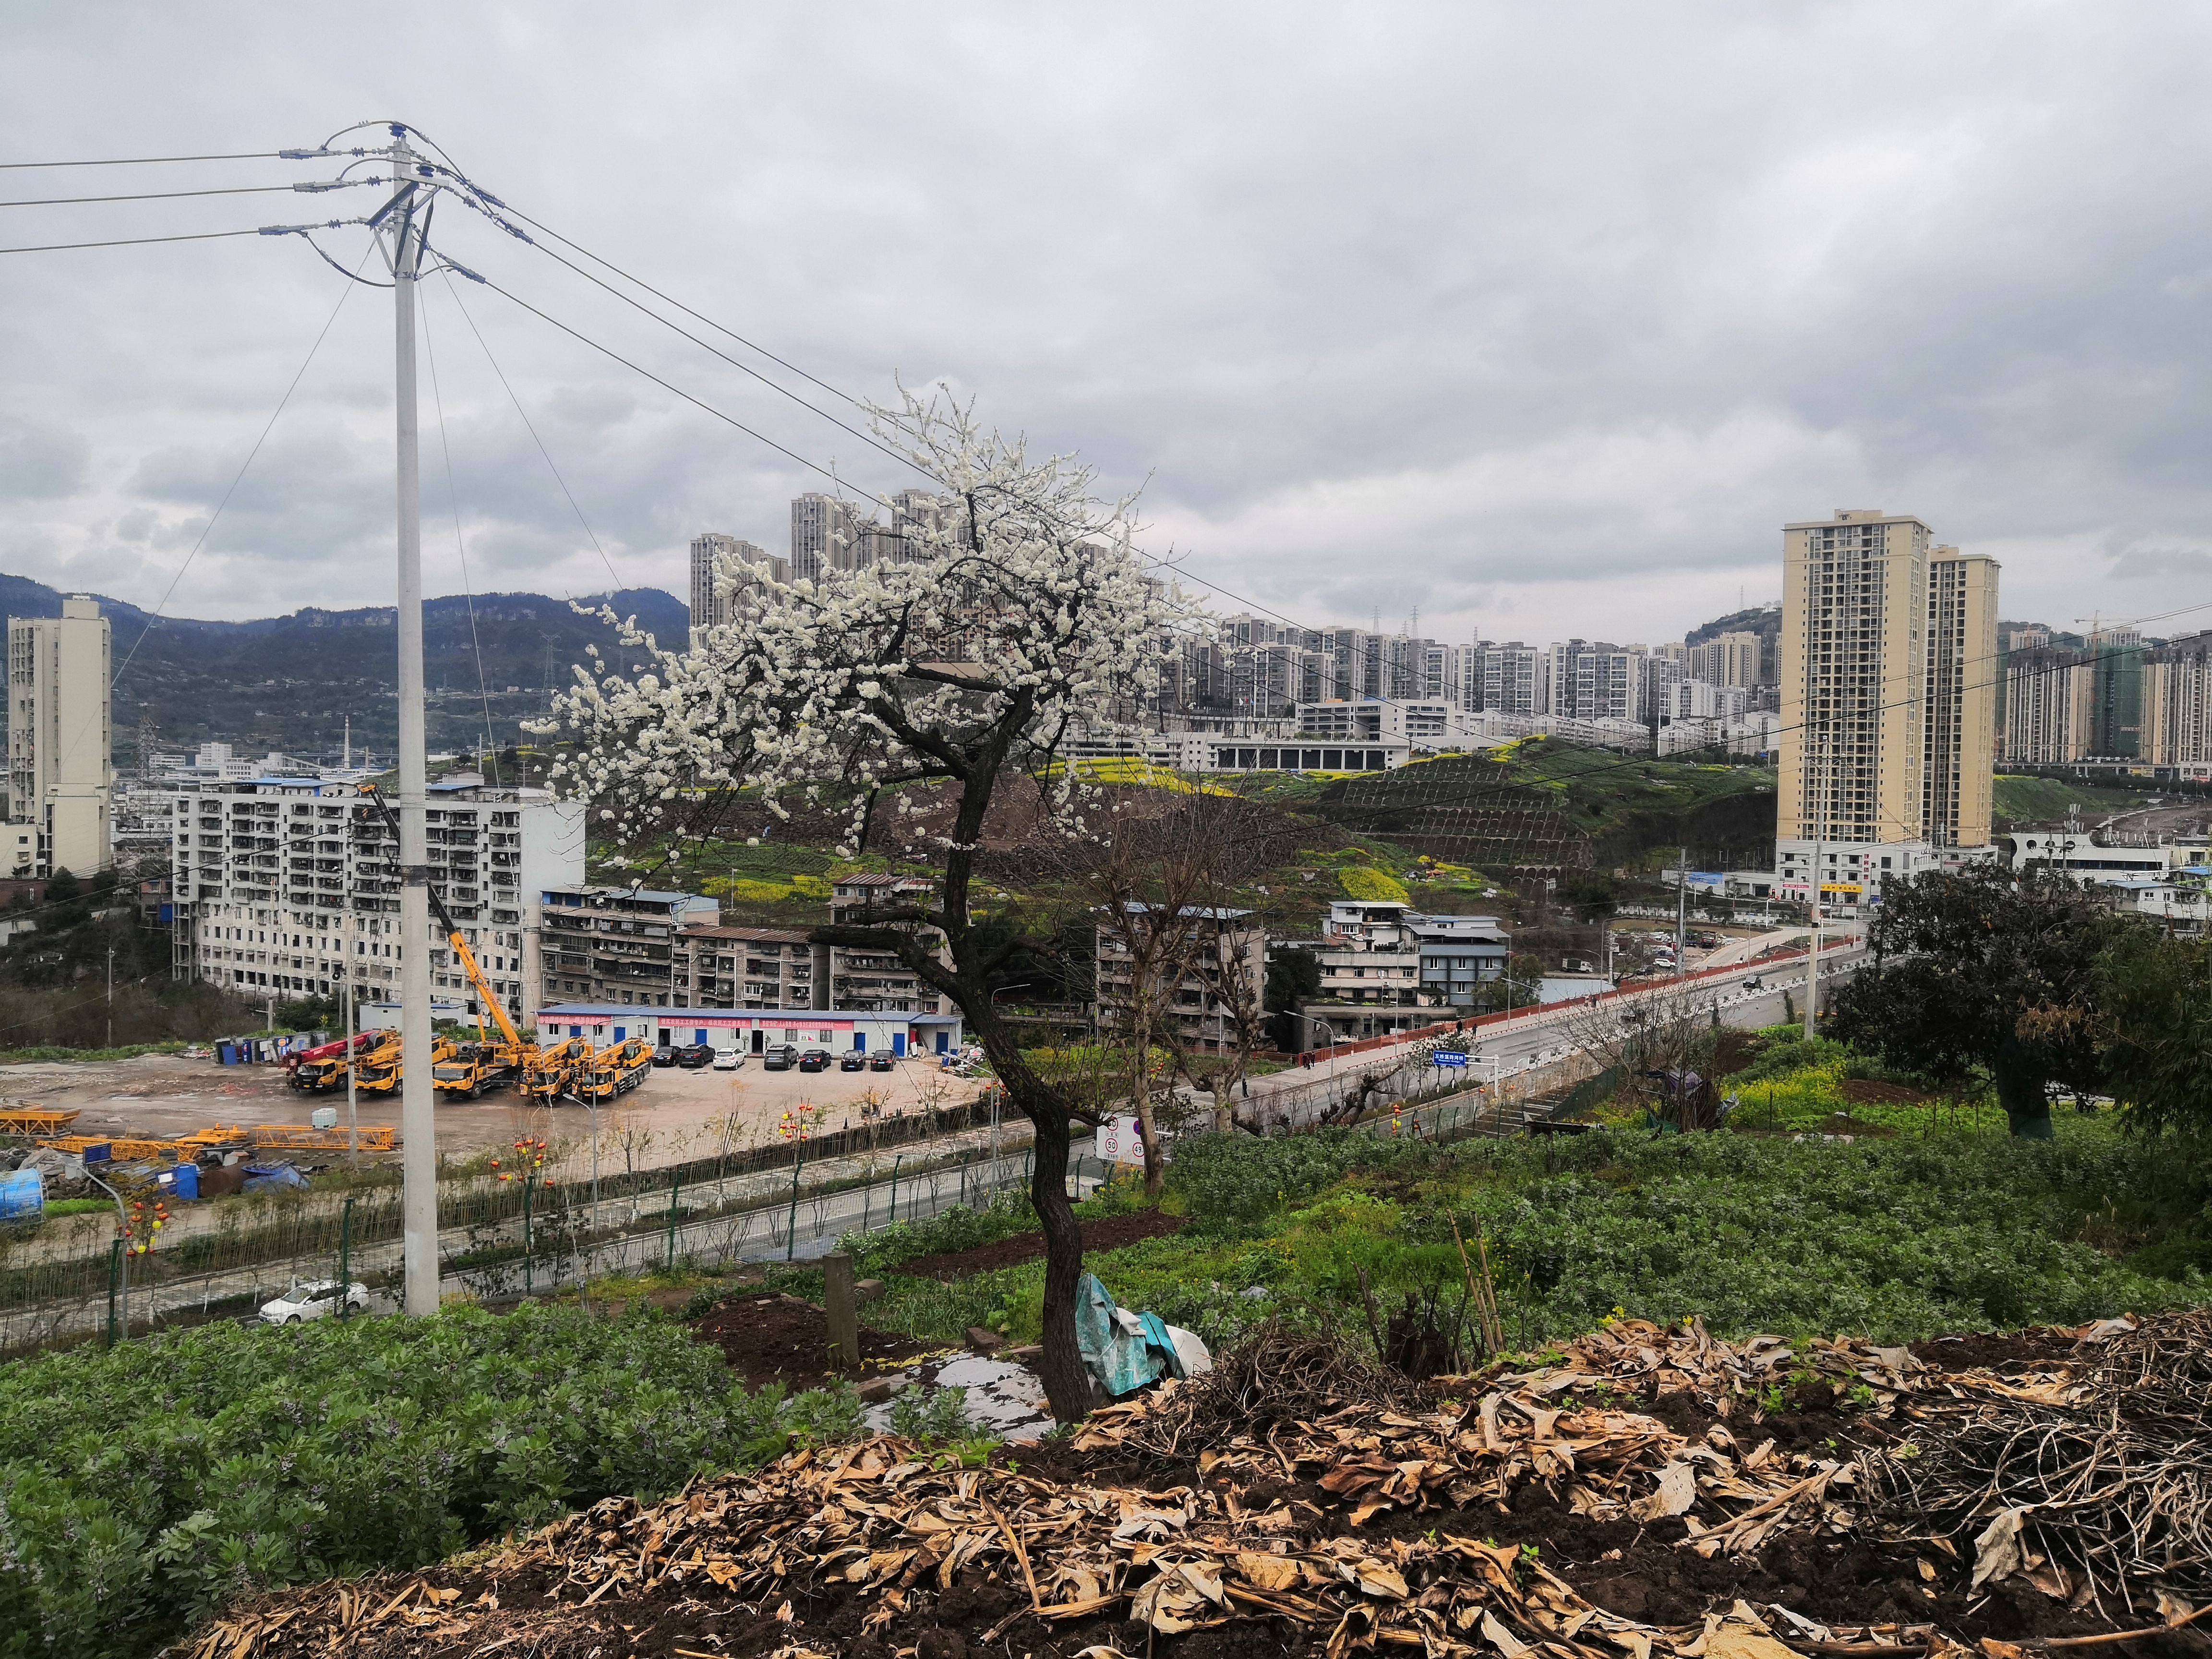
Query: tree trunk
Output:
[[1023, 1088, 1094, 1419], [1993, 1028, 2055, 1140]]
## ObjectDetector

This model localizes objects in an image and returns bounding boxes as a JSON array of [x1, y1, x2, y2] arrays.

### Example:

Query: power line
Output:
[[51, 244, 377, 788], [0, 181, 367, 208], [432, 271, 628, 595], [417, 293, 504, 787], [0, 227, 267, 255], [468, 268, 858, 494], [0, 150, 286, 170]]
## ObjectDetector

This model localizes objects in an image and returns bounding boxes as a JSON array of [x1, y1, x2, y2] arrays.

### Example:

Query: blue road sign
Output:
[[1433, 1051, 1468, 1067]]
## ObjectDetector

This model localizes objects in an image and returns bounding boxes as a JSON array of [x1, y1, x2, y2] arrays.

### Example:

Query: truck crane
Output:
[[287, 1027, 395, 1093]]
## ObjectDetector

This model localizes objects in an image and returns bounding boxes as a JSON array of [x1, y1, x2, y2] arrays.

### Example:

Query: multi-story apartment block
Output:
[[1295, 698, 1474, 748], [1480, 643, 1549, 716], [174, 776, 584, 1022], [826, 873, 949, 1013], [790, 493, 859, 583], [536, 884, 719, 1009], [688, 533, 783, 634], [1094, 902, 1267, 1055], [1687, 631, 1766, 688], [1285, 900, 1509, 1047], [1548, 640, 1643, 724], [1774, 511, 1998, 915], [2142, 632, 2212, 767], [674, 925, 817, 1010], [9, 597, 111, 877]]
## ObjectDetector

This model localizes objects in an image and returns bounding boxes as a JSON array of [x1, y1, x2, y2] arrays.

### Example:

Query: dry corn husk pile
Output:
[[178, 1315, 2203, 1659]]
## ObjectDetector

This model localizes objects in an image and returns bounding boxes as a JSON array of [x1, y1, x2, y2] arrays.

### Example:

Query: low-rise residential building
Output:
[[827, 873, 950, 1013], [174, 776, 584, 1022], [1095, 902, 1267, 1055], [1283, 900, 1510, 1048], [675, 924, 816, 1009], [536, 884, 719, 1009]]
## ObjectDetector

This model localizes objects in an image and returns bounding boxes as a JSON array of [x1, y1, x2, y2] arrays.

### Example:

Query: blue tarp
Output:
[[1074, 1272, 1191, 1398]]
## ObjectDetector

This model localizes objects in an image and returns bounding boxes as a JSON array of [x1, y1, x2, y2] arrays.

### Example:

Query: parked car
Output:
[[711, 1046, 744, 1070], [678, 1044, 715, 1068], [651, 1046, 680, 1067], [762, 1046, 796, 1070], [260, 1279, 368, 1325], [869, 1053, 894, 1071], [1741, 975, 1764, 991], [839, 1052, 866, 1071], [798, 1050, 831, 1072]]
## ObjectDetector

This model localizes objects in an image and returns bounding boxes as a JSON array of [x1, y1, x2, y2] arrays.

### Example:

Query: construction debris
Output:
[[173, 1313, 2212, 1659]]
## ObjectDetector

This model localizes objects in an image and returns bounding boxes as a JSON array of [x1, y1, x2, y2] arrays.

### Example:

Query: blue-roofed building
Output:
[[534, 1001, 963, 1058]]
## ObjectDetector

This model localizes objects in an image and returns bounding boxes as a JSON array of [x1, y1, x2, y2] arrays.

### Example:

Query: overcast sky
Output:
[[5, 4, 2212, 649]]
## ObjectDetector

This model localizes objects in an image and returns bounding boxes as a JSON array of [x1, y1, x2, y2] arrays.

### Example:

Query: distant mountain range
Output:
[[0, 573, 686, 770]]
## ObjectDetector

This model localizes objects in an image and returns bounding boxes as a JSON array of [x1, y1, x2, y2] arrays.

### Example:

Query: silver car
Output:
[[259, 1279, 369, 1325]]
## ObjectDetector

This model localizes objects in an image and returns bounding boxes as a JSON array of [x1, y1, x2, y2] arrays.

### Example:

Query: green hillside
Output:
[[1993, 774, 2145, 825]]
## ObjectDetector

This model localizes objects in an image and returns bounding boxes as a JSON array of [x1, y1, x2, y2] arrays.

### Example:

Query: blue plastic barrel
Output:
[[170, 1162, 199, 1201], [0, 1169, 43, 1222], [217, 1043, 236, 1066]]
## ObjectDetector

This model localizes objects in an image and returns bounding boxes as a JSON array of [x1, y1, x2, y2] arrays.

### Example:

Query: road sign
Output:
[[1432, 1051, 1468, 1067]]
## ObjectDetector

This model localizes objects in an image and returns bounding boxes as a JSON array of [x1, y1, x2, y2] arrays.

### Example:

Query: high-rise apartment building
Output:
[[1687, 631, 1765, 688], [1774, 511, 1998, 913], [8, 597, 111, 877], [1481, 643, 1549, 716], [688, 533, 782, 634], [790, 493, 858, 582], [2143, 633, 2212, 767], [1548, 640, 1642, 723]]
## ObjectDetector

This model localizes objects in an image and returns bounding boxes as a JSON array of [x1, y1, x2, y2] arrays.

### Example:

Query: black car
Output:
[[676, 1043, 715, 1068], [651, 1046, 679, 1067], [839, 1052, 866, 1071], [869, 1053, 894, 1071], [797, 1050, 831, 1072], [762, 1046, 796, 1071]]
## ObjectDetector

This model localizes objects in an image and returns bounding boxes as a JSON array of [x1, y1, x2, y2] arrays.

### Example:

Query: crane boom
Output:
[[357, 784, 526, 1050]]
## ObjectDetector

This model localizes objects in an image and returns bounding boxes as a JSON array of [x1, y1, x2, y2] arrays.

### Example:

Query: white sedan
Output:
[[260, 1280, 369, 1325]]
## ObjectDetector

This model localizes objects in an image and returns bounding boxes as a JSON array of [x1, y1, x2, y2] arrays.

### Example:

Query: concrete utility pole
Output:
[[1674, 847, 1687, 973], [1804, 734, 1823, 1044], [382, 131, 439, 1317]]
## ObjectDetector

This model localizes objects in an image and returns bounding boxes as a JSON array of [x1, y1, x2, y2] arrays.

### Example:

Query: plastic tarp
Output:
[[1074, 1272, 1212, 1399], [242, 1162, 309, 1193]]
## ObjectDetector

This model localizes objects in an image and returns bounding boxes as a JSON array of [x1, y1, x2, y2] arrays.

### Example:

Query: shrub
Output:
[[0, 1303, 859, 1658], [1338, 866, 1410, 904]]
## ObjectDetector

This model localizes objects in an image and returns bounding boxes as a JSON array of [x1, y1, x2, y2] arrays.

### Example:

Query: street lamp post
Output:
[[1290, 1013, 1340, 1129], [85, 1167, 129, 1340]]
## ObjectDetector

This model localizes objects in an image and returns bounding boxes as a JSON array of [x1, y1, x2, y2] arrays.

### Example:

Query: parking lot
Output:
[[0, 1046, 984, 1168]]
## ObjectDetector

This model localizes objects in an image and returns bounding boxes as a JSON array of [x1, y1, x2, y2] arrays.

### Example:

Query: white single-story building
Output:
[[534, 1003, 967, 1057]]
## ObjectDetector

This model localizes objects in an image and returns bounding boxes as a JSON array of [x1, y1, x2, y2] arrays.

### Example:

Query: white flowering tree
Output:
[[544, 389, 1192, 1419]]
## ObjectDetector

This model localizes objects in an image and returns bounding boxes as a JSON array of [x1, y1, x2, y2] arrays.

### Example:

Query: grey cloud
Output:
[[3, 3, 2212, 646], [0, 420, 89, 500]]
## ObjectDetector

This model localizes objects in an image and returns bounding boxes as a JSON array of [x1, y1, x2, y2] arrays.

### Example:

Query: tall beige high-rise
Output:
[[8, 597, 111, 877], [1777, 511, 1996, 856]]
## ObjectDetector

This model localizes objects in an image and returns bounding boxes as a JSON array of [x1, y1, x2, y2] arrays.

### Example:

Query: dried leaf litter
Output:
[[177, 1314, 2212, 1659]]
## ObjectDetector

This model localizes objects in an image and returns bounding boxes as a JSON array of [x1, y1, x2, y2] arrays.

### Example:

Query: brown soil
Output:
[[1838, 1078, 1934, 1106], [896, 1208, 1188, 1279], [693, 1291, 942, 1388]]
